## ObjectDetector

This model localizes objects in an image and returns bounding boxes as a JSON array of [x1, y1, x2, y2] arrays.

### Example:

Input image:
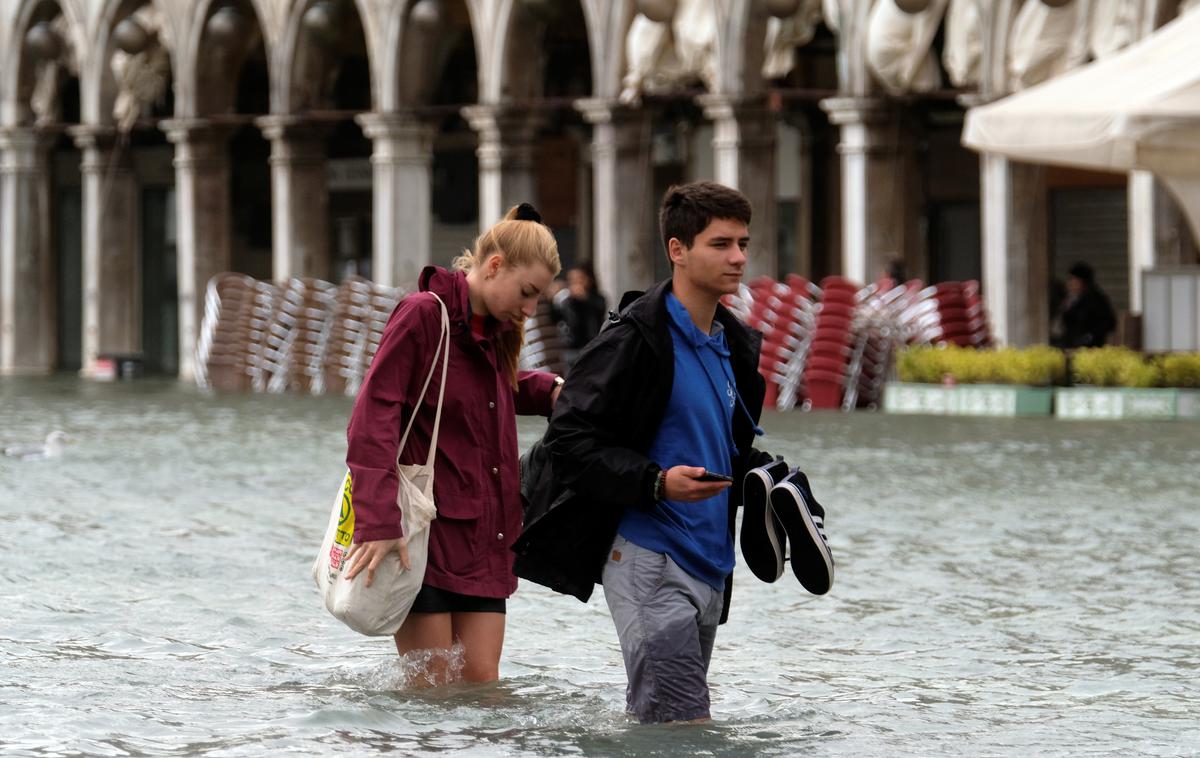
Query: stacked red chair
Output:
[[961, 280, 993, 347], [843, 282, 913, 410], [772, 276, 820, 409], [738, 276, 816, 409], [900, 281, 989, 348], [720, 273, 994, 412], [719, 282, 754, 324], [800, 276, 863, 410]]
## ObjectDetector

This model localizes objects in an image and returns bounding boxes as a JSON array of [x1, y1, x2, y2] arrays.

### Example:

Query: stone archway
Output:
[[572, 0, 664, 297], [267, 0, 377, 284], [357, 0, 480, 288], [470, 0, 594, 269], [0, 0, 83, 375], [162, 0, 272, 381], [80, 0, 181, 376]]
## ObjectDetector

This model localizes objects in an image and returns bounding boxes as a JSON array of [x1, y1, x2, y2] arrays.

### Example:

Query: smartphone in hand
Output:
[[696, 470, 733, 483]]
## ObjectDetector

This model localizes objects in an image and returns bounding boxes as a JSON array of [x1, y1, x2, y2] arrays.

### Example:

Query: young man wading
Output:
[[515, 181, 835, 723]]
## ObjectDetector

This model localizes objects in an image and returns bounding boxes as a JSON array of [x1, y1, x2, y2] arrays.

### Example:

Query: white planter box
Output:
[[1054, 387, 1200, 420], [884, 383, 1053, 417]]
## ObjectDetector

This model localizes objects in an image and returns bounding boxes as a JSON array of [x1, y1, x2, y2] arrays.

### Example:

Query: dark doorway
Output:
[[55, 181, 83, 373], [141, 187, 178, 375], [930, 201, 982, 283]]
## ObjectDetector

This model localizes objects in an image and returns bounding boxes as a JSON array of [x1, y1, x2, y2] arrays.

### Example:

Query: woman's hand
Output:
[[345, 537, 411, 588], [663, 466, 732, 502]]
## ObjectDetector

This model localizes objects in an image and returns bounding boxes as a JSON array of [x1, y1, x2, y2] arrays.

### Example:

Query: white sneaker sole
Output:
[[740, 468, 785, 582], [771, 480, 834, 595]]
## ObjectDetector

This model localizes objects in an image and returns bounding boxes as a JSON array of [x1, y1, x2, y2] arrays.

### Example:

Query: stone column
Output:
[[462, 104, 542, 229], [979, 153, 1049, 346], [356, 111, 435, 290], [576, 98, 657, 299], [0, 127, 55, 375], [698, 94, 778, 279], [820, 97, 913, 286], [1128, 170, 1198, 314], [70, 125, 140, 376], [256, 116, 330, 282], [161, 119, 233, 382]]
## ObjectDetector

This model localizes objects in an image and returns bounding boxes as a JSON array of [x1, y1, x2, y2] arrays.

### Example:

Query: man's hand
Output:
[[345, 537, 411, 588], [663, 466, 733, 502]]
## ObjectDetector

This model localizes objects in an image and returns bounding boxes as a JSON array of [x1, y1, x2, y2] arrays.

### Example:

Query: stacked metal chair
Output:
[[960, 280, 993, 347], [899, 280, 992, 348], [196, 273, 280, 393], [320, 277, 403, 396], [195, 270, 994, 408], [519, 300, 569, 375], [842, 282, 912, 410], [196, 273, 403, 396], [720, 282, 755, 324], [260, 278, 337, 395], [720, 272, 997, 412], [799, 276, 865, 410], [739, 275, 818, 410]]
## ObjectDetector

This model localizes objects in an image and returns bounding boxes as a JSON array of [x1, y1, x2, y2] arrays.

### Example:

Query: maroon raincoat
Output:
[[346, 266, 557, 598]]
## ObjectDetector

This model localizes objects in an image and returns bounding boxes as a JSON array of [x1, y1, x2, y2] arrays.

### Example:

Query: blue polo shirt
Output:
[[618, 293, 737, 590]]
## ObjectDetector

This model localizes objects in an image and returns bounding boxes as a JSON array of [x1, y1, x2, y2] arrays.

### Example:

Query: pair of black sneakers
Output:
[[740, 459, 834, 595]]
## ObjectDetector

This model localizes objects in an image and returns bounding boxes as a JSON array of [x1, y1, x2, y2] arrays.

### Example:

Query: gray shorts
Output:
[[601, 534, 725, 723]]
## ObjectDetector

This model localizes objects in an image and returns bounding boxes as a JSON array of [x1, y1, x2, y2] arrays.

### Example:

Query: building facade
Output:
[[0, 0, 1196, 380]]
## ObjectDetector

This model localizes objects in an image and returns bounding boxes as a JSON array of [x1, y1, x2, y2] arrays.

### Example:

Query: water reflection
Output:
[[2, 376, 1199, 756]]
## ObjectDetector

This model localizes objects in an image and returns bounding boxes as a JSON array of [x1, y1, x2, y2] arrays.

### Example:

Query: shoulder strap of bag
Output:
[[395, 293, 452, 471]]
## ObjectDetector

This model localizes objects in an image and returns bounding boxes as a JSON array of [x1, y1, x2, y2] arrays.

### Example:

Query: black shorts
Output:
[[409, 584, 506, 614]]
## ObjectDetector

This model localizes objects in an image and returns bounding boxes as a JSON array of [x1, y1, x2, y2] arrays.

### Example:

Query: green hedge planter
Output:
[[884, 383, 1054, 417], [1054, 387, 1200, 420]]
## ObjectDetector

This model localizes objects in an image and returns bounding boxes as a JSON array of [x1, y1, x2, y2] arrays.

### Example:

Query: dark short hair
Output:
[[659, 181, 752, 261], [569, 261, 598, 294], [1068, 261, 1095, 285]]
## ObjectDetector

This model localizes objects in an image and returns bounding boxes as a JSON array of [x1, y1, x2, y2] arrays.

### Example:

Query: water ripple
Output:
[[2, 378, 1200, 755]]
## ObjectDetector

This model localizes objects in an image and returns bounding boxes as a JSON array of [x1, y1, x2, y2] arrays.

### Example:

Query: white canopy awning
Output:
[[962, 10, 1200, 242]]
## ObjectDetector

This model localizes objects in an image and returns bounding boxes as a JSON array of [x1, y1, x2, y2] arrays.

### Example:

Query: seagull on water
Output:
[[3, 431, 71, 461]]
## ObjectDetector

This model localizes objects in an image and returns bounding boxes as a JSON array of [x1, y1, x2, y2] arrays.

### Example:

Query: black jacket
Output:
[[554, 291, 608, 349], [514, 279, 773, 622], [1061, 288, 1117, 348]]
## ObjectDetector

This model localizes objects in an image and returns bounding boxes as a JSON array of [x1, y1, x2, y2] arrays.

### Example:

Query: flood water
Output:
[[2, 376, 1198, 756]]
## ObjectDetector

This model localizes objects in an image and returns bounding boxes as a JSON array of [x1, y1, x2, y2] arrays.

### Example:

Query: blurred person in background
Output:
[[875, 256, 906, 292], [1058, 261, 1116, 348], [553, 262, 608, 367]]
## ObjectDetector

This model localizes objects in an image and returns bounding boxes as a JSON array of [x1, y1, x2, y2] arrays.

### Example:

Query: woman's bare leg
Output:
[[451, 612, 506, 682], [395, 612, 454, 685]]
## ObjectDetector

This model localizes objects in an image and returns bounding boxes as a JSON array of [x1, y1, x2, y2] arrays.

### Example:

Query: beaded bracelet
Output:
[[652, 469, 667, 501]]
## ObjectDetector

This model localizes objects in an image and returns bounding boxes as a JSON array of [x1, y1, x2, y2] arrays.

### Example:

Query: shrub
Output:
[[897, 344, 1065, 386], [996, 345, 1067, 386], [1158, 353, 1200, 388], [899, 345, 1200, 388], [1071, 347, 1162, 388], [896, 345, 944, 384]]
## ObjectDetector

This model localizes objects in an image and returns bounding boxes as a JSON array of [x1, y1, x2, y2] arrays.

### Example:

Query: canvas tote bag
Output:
[[312, 293, 451, 636]]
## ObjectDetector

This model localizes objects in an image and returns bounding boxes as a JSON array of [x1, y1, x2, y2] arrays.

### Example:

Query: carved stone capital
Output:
[[66, 124, 119, 152], [574, 98, 650, 127], [0, 126, 54, 173], [818, 96, 894, 127], [255, 115, 330, 144], [355, 111, 435, 165]]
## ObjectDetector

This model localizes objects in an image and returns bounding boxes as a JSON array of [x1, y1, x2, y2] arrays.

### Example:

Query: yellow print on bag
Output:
[[329, 471, 354, 572]]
